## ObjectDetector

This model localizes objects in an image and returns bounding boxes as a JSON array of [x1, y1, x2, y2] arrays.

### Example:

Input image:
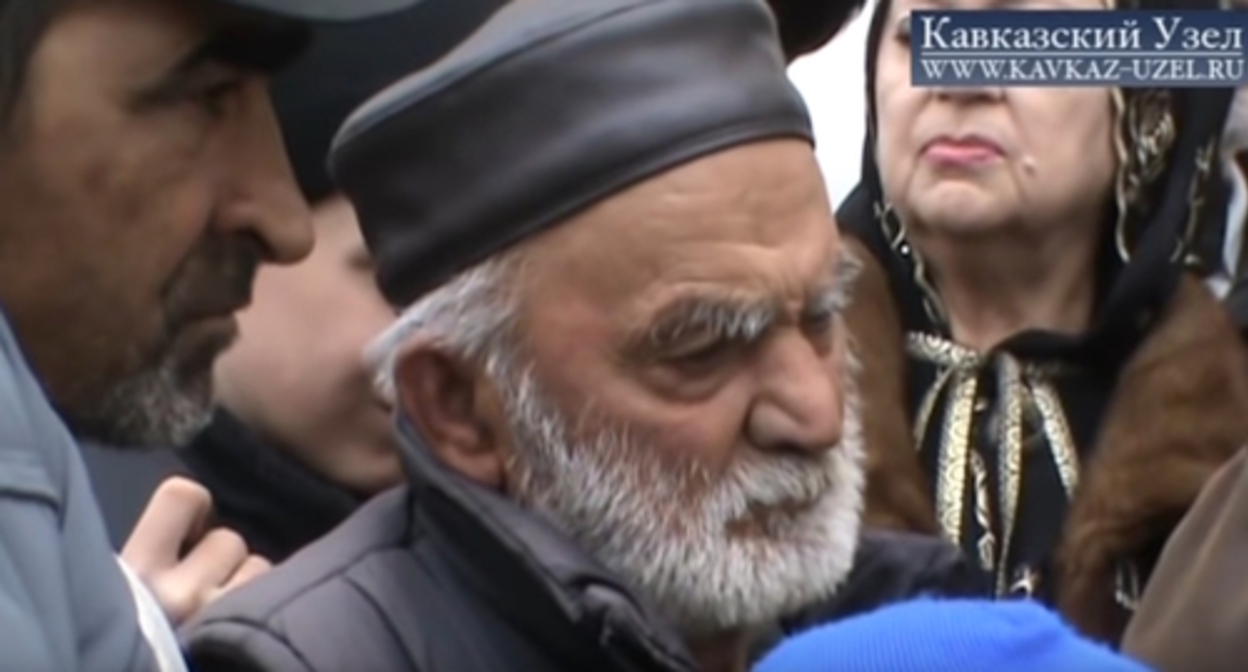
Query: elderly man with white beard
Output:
[[183, 0, 974, 670]]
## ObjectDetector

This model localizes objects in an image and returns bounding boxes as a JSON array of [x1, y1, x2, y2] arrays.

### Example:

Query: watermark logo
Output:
[[912, 10, 1248, 87]]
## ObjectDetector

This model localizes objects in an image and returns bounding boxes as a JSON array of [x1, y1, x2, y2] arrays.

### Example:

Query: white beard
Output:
[[501, 356, 866, 637]]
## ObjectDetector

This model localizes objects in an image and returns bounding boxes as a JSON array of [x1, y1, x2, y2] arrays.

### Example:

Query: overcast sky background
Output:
[[787, 3, 872, 207]]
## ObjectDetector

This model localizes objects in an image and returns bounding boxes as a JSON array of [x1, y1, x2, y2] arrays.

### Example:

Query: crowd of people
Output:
[[2, 0, 1248, 670]]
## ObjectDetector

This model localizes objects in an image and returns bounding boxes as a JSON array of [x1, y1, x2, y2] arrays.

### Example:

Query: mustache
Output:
[[160, 235, 262, 329], [503, 345, 864, 529]]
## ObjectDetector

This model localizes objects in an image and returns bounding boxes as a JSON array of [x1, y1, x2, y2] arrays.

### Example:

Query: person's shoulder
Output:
[[190, 486, 414, 623], [183, 487, 425, 671], [0, 308, 75, 508], [1122, 446, 1248, 670], [0, 310, 158, 672], [181, 620, 313, 672]]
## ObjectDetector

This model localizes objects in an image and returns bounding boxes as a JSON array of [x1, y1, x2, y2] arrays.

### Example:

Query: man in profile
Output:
[[0, 0, 415, 669], [84, 0, 505, 565]]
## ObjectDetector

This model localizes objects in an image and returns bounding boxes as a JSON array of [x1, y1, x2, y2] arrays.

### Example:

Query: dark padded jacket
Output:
[[183, 421, 978, 672]]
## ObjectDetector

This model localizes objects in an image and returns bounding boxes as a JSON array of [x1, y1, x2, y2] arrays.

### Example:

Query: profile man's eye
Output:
[[192, 78, 244, 118]]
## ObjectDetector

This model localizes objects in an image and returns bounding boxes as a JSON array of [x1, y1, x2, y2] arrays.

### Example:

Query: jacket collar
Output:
[[180, 410, 362, 562], [396, 417, 699, 672]]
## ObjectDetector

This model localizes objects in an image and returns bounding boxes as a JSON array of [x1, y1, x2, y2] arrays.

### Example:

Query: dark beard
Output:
[[65, 236, 258, 449], [68, 350, 215, 449]]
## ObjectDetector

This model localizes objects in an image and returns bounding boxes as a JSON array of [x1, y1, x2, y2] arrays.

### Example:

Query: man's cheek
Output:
[[647, 409, 741, 476]]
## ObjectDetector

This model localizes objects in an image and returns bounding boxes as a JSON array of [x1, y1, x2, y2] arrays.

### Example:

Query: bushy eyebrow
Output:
[[807, 248, 862, 319], [627, 248, 861, 356], [643, 295, 779, 351]]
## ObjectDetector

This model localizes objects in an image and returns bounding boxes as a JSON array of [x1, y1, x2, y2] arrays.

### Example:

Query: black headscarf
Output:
[[839, 0, 1233, 368], [768, 0, 868, 60], [270, 0, 506, 203]]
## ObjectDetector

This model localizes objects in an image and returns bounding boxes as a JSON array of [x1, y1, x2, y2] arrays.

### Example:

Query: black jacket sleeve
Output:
[[788, 528, 989, 629], [751, 528, 988, 661]]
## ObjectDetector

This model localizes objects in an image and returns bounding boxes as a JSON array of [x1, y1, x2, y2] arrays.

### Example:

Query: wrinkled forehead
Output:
[[512, 140, 838, 320], [44, 0, 306, 78]]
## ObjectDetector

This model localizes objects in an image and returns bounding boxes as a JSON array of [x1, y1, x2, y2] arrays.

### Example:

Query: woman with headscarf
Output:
[[837, 0, 1248, 645]]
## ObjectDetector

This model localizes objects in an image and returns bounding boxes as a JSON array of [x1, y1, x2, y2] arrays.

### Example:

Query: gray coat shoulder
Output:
[[0, 311, 157, 672]]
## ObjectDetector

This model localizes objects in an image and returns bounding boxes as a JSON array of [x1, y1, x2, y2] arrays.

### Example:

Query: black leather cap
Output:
[[271, 0, 506, 202], [330, 0, 814, 307], [216, 0, 422, 22], [768, 0, 867, 61]]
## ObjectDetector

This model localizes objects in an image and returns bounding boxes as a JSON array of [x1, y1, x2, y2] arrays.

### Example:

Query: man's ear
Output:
[[393, 339, 507, 488]]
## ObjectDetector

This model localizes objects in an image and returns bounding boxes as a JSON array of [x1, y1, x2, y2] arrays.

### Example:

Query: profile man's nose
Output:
[[216, 79, 314, 265]]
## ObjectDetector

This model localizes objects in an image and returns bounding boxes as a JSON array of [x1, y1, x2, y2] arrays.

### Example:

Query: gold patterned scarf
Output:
[[907, 332, 1147, 608]]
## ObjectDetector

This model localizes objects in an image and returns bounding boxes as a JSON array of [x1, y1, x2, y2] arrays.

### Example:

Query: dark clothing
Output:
[[274, 0, 506, 202], [749, 529, 987, 660], [844, 230, 1248, 643], [185, 418, 979, 672], [784, 529, 988, 630], [840, 0, 1248, 644], [180, 412, 362, 563], [184, 421, 700, 672], [765, 0, 865, 61], [83, 411, 363, 564]]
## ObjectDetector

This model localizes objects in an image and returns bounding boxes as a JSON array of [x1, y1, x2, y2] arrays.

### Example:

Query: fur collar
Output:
[[844, 234, 1248, 642]]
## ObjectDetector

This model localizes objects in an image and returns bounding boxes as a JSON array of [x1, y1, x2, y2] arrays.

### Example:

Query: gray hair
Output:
[[366, 251, 524, 406]]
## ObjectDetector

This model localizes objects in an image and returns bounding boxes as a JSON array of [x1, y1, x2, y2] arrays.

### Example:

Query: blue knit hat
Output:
[[754, 600, 1154, 672]]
